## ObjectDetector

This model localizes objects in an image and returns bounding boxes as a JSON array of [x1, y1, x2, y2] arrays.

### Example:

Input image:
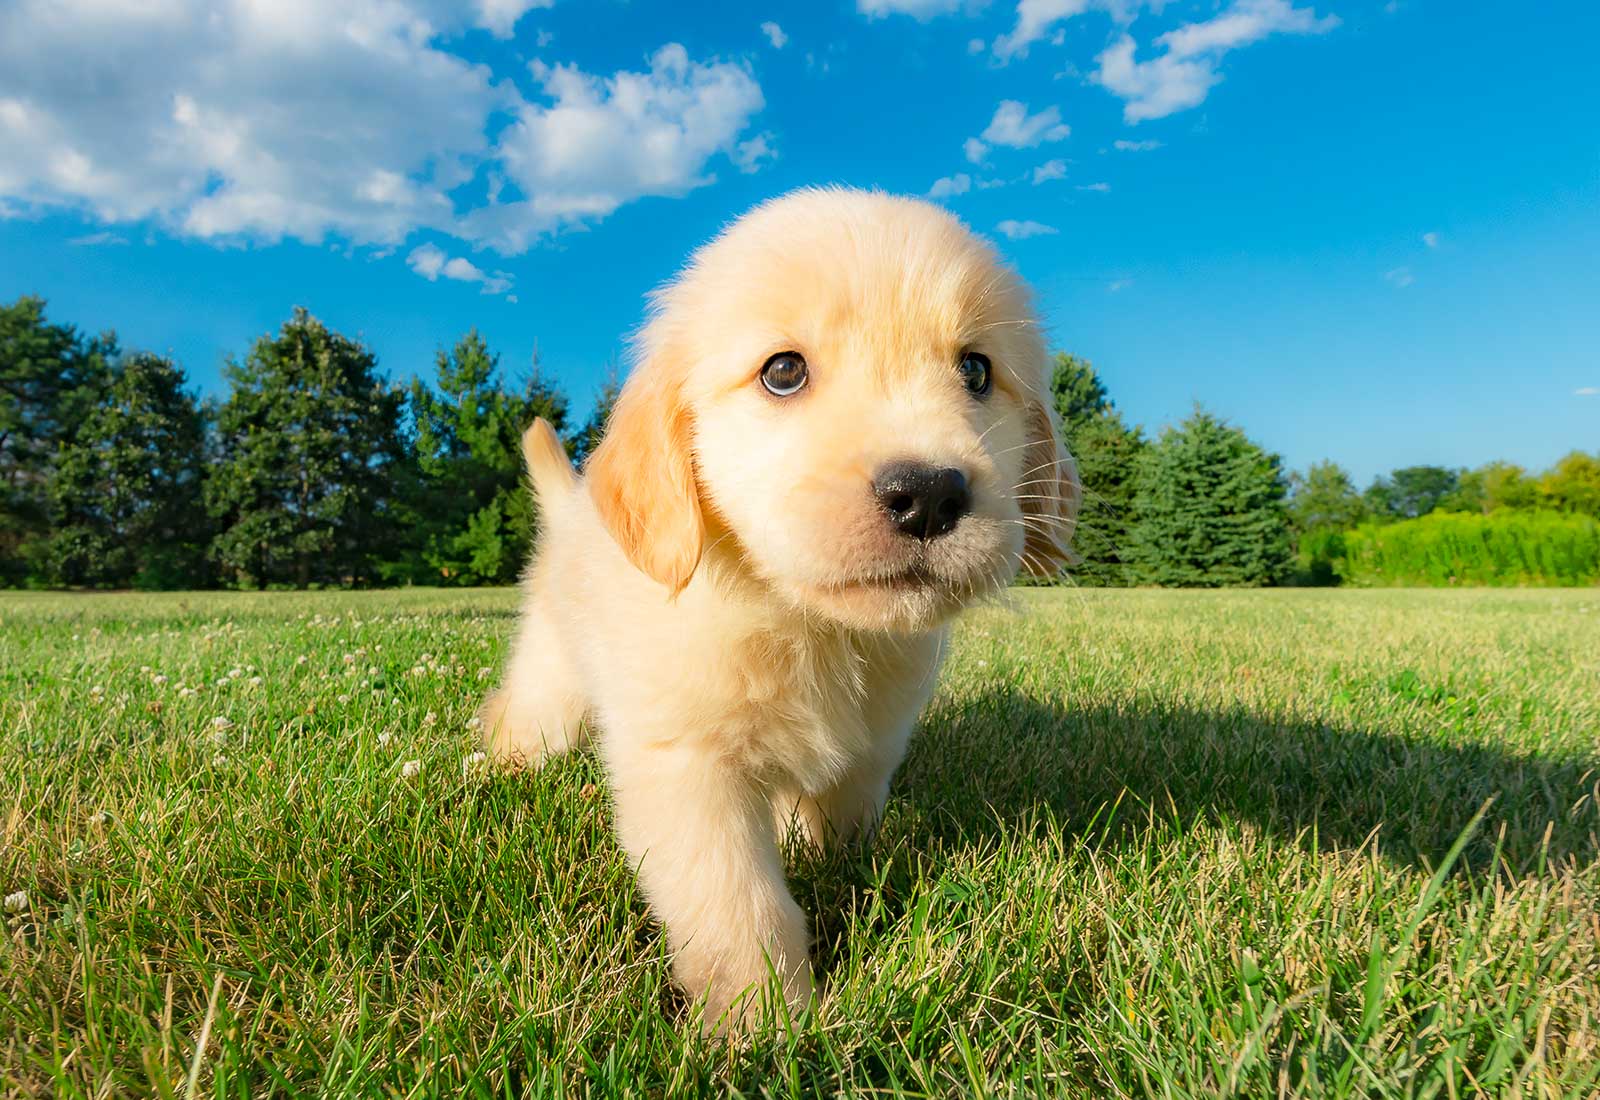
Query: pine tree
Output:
[[47, 352, 209, 588], [0, 296, 115, 584], [405, 332, 571, 585], [572, 371, 621, 468], [1047, 352, 1110, 436], [1068, 410, 1146, 585], [1129, 407, 1292, 587], [206, 308, 407, 588], [1044, 353, 1144, 585]]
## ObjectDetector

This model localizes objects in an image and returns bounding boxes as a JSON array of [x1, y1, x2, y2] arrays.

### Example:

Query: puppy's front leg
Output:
[[607, 741, 813, 1032], [480, 597, 588, 769]]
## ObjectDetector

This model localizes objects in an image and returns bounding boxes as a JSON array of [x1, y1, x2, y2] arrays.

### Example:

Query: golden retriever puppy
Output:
[[480, 187, 1078, 1032]]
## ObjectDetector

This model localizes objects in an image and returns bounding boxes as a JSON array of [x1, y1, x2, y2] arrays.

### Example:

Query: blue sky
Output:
[[1, 0, 1595, 484]]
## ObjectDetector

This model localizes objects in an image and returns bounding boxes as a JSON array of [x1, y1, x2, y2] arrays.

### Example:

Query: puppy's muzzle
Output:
[[873, 461, 971, 540]]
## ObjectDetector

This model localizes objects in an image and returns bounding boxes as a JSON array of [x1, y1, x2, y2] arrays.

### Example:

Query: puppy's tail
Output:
[[522, 418, 577, 517]]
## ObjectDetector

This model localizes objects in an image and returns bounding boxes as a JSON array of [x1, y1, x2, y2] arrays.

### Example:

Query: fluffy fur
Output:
[[480, 188, 1079, 1032]]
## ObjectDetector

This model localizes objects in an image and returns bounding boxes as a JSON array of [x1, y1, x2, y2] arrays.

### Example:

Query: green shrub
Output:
[[1289, 527, 1347, 586], [1337, 510, 1600, 586]]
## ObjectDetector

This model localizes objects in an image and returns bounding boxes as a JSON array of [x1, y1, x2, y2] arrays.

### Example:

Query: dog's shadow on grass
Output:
[[799, 686, 1597, 983], [895, 688, 1597, 872]]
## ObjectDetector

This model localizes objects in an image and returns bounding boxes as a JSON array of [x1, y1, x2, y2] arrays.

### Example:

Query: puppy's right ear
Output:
[[585, 352, 704, 595]]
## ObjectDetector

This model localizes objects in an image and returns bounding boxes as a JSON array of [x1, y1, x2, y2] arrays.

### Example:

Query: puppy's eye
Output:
[[760, 351, 809, 397], [957, 351, 992, 397]]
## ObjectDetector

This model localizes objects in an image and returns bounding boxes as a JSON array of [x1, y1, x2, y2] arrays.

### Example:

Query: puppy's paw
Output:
[[478, 690, 546, 771], [694, 960, 816, 1037]]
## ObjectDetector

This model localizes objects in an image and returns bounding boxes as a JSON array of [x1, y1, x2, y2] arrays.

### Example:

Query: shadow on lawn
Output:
[[889, 687, 1599, 874], [797, 687, 1598, 1000]]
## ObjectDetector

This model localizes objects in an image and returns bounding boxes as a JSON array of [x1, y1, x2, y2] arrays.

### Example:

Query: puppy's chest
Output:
[[714, 628, 925, 787]]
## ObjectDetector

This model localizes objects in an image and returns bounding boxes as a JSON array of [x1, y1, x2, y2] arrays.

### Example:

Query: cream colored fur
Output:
[[480, 188, 1078, 1033]]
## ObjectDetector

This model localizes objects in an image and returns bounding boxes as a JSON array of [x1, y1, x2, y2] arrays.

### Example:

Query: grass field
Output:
[[2, 587, 1598, 1097]]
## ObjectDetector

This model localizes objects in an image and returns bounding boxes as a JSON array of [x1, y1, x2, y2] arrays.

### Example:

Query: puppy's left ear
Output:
[[1018, 399, 1082, 577], [585, 351, 704, 594]]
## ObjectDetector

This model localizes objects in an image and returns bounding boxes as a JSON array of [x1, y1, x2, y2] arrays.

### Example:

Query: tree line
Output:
[[4, 295, 1595, 590], [2, 297, 615, 590], [1049, 353, 1600, 587]]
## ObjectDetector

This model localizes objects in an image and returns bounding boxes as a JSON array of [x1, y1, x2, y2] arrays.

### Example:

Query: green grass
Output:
[[3, 587, 1598, 1097]]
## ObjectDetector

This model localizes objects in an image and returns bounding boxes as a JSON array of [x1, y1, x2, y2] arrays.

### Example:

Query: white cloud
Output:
[[993, 0, 1142, 62], [408, 242, 448, 280], [1032, 159, 1068, 184], [996, 219, 1058, 239], [981, 100, 1071, 147], [0, 0, 505, 246], [0, 5, 767, 258], [964, 137, 990, 164], [67, 231, 128, 246], [733, 133, 778, 174], [465, 44, 766, 252], [407, 242, 514, 295], [1107, 278, 1133, 292], [995, 0, 1092, 61], [976, 177, 1008, 189], [1113, 138, 1163, 151], [1384, 266, 1414, 288], [857, 0, 965, 18], [1094, 0, 1339, 122], [929, 173, 973, 198], [1423, 231, 1439, 248], [1077, 181, 1110, 191], [967, 37, 987, 54], [760, 21, 788, 49], [474, 0, 553, 39], [1574, 387, 1598, 397]]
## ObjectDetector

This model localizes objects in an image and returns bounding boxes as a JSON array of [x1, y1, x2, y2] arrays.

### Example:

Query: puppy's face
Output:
[[587, 189, 1078, 633]]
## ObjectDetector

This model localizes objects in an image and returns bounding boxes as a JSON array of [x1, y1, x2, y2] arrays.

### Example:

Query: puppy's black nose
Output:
[[873, 461, 971, 540]]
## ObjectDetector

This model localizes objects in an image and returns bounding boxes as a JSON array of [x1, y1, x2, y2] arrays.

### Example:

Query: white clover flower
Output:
[[90, 685, 104, 697], [296, 655, 309, 666], [422, 712, 438, 727], [4, 890, 30, 914], [212, 752, 229, 767], [343, 653, 356, 665], [400, 759, 422, 779], [462, 751, 488, 775], [89, 810, 110, 826], [377, 731, 394, 748], [227, 667, 242, 679], [419, 653, 433, 663], [476, 667, 492, 680], [153, 674, 168, 686], [249, 676, 263, 687], [465, 715, 483, 732], [211, 716, 233, 731], [337, 694, 350, 704], [214, 678, 230, 688], [179, 687, 197, 699], [140, 665, 151, 674]]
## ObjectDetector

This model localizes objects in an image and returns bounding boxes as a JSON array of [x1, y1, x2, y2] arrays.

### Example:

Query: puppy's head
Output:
[[586, 188, 1079, 633]]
